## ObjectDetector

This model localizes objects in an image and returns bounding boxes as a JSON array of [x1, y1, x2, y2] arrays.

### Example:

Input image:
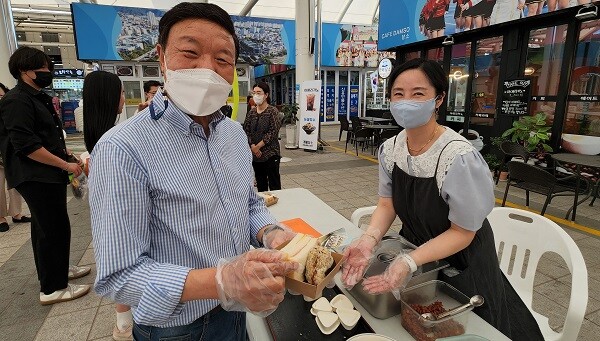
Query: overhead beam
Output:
[[372, 1, 379, 24], [336, 0, 354, 23], [239, 0, 259, 16]]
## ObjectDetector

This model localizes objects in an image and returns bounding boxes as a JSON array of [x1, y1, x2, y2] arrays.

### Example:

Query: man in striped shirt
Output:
[[89, 3, 297, 340]]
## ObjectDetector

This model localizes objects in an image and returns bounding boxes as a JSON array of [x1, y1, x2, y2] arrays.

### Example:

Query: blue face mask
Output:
[[390, 97, 438, 129]]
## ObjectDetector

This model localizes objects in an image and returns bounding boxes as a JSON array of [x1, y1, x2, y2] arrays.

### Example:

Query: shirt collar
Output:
[[17, 81, 42, 96], [151, 90, 226, 136]]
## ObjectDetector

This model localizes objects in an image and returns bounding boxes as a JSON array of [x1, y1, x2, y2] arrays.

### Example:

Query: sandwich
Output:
[[279, 234, 334, 285]]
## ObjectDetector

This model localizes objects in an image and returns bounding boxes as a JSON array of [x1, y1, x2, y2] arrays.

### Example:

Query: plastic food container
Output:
[[400, 280, 472, 341]]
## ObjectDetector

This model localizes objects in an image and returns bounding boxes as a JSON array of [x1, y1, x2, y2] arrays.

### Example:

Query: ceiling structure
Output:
[[9, 0, 381, 28]]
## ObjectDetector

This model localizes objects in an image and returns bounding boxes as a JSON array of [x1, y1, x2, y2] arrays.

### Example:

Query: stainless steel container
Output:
[[347, 236, 449, 319]]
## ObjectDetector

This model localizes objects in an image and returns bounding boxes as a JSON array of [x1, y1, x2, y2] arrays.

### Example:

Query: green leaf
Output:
[[542, 144, 553, 152]]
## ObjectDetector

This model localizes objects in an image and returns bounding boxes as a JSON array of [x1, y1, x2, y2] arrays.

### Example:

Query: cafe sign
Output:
[[500, 79, 531, 116]]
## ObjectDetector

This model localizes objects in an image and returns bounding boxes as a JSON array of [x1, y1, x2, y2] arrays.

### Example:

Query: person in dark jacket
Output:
[[0, 47, 91, 305], [243, 82, 282, 192]]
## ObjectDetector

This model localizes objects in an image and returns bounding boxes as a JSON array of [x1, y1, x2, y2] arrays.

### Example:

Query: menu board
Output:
[[500, 79, 531, 116], [53, 78, 84, 90]]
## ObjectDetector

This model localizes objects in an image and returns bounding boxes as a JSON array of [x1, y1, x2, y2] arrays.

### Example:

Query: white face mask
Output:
[[163, 57, 232, 117], [253, 94, 265, 105]]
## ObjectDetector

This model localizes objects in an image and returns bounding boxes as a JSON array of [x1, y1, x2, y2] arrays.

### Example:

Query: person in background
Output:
[[136, 80, 162, 112], [341, 59, 544, 340], [82, 71, 132, 341], [243, 82, 282, 192], [0, 82, 31, 232], [89, 4, 297, 340], [0, 47, 91, 305]]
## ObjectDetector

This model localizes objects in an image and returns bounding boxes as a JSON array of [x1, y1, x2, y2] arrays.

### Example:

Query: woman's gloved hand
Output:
[[362, 254, 417, 300], [341, 232, 379, 290], [216, 249, 298, 317], [261, 224, 297, 249]]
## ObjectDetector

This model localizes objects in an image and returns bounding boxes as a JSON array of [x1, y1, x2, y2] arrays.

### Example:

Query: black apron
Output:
[[391, 140, 543, 340]]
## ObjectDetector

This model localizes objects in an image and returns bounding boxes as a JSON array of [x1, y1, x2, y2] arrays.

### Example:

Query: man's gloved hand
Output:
[[341, 232, 379, 290], [262, 224, 297, 249], [216, 249, 298, 317], [362, 254, 416, 300]]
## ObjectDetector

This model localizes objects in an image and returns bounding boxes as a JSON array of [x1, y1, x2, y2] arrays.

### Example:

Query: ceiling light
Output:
[[524, 67, 535, 75]]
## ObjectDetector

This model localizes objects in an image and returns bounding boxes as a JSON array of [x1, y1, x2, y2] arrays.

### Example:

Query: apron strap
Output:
[[433, 139, 472, 178]]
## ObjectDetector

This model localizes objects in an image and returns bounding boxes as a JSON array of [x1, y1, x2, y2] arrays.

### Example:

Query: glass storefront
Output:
[[446, 43, 471, 128], [564, 19, 600, 137], [524, 25, 568, 125]]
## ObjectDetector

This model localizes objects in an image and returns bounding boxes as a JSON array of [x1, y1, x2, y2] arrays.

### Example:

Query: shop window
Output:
[[524, 25, 568, 124], [564, 19, 600, 137], [470, 36, 503, 127], [447, 43, 471, 123], [426, 47, 444, 65]]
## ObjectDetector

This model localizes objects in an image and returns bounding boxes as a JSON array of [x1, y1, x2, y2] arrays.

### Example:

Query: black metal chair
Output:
[[497, 141, 529, 185], [502, 161, 587, 216], [339, 115, 351, 141], [346, 128, 373, 156], [376, 129, 401, 149]]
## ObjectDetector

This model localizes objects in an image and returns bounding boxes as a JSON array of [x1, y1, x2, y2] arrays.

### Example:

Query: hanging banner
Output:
[[338, 85, 348, 120], [320, 85, 326, 122], [325, 86, 336, 122], [299, 80, 322, 151], [349, 86, 360, 117]]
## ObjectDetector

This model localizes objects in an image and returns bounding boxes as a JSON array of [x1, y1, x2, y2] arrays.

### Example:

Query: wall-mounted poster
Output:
[[338, 85, 348, 120], [378, 0, 592, 50], [321, 23, 382, 67], [349, 86, 360, 117], [299, 80, 322, 151]]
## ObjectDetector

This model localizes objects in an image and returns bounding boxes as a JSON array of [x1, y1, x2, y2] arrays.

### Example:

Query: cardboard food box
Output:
[[277, 239, 345, 299]]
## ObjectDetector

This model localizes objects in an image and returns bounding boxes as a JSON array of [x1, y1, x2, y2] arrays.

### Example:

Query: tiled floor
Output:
[[0, 125, 598, 340]]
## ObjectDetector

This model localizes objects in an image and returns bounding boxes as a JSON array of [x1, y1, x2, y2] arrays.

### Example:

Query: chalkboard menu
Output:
[[500, 79, 531, 116]]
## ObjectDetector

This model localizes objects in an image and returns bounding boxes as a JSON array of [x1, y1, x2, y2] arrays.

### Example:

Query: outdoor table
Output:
[[246, 188, 510, 341], [552, 153, 600, 221]]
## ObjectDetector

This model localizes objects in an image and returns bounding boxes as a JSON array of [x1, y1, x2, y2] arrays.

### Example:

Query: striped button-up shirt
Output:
[[89, 90, 276, 327]]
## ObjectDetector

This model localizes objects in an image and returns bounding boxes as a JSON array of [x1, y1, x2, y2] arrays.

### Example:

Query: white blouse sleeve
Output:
[[441, 151, 495, 231]]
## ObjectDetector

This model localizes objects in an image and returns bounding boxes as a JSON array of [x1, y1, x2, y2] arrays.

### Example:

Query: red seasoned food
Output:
[[401, 301, 466, 341]]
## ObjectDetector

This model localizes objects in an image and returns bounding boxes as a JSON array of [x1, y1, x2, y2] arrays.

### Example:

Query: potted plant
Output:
[[281, 103, 299, 149], [490, 136, 509, 181], [483, 153, 501, 179], [501, 112, 553, 160]]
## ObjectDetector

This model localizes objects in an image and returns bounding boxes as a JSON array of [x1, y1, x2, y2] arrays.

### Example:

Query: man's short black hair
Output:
[[158, 2, 240, 61], [143, 80, 162, 93], [8, 46, 54, 80]]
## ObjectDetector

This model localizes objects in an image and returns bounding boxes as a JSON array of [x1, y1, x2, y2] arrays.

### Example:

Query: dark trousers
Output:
[[252, 155, 281, 192], [16, 181, 70, 294], [133, 308, 246, 341]]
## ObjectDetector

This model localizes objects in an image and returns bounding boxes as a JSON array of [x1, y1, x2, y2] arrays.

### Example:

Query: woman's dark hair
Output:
[[158, 2, 239, 60], [386, 58, 448, 97], [83, 71, 122, 153], [253, 82, 271, 104], [0, 83, 9, 94], [8, 46, 54, 80]]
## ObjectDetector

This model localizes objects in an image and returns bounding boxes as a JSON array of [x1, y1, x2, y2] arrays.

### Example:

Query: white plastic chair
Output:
[[350, 206, 377, 228], [487, 207, 588, 341]]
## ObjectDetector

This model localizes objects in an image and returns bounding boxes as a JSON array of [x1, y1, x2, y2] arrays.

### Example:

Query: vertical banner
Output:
[[320, 85, 325, 122], [349, 86, 360, 117], [369, 71, 379, 94], [325, 86, 336, 122], [299, 80, 322, 151], [338, 85, 348, 120]]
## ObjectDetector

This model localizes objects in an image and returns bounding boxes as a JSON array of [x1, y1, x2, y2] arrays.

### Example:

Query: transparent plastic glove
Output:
[[362, 255, 413, 300], [216, 249, 298, 317], [341, 233, 378, 290], [262, 224, 297, 249]]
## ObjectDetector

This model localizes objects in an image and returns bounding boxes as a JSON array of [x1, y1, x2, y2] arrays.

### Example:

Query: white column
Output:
[[0, 0, 18, 87], [295, 0, 315, 87]]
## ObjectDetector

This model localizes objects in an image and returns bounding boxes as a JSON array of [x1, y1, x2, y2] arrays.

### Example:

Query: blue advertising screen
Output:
[[71, 3, 295, 64]]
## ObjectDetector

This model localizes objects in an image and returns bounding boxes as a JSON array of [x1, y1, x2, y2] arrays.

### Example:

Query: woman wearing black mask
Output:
[[0, 47, 91, 305]]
